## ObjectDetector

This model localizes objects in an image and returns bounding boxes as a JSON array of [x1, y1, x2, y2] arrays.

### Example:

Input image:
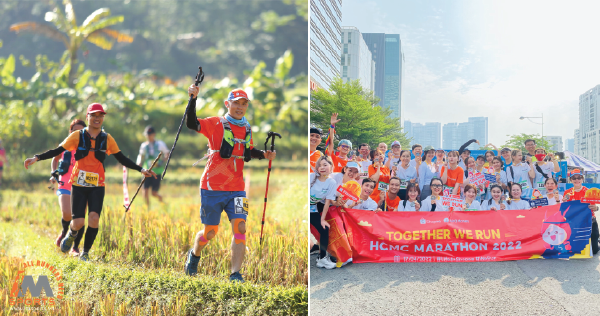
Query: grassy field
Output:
[[0, 165, 308, 315]]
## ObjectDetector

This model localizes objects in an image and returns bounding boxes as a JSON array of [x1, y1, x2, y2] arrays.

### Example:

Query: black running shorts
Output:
[[71, 185, 105, 219]]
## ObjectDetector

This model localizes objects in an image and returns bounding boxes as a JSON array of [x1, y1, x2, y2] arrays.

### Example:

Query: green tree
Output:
[[310, 77, 409, 148], [502, 133, 553, 153], [9, 0, 132, 88]]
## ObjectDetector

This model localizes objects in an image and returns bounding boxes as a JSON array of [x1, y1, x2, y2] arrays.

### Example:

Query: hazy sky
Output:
[[342, 0, 600, 148]]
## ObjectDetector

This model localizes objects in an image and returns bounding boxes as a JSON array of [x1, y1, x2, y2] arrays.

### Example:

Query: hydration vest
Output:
[[75, 128, 108, 164], [218, 117, 252, 162], [57, 151, 72, 176]]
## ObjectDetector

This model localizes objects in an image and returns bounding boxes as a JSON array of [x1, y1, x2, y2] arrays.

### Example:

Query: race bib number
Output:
[[234, 197, 249, 215], [400, 179, 409, 190], [77, 170, 99, 187], [359, 172, 368, 179], [378, 182, 389, 192], [536, 182, 545, 189]]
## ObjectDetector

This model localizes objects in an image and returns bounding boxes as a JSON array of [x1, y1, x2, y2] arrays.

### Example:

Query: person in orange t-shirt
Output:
[[441, 151, 464, 196], [24, 103, 156, 262], [184, 85, 276, 282], [368, 150, 390, 203], [563, 169, 599, 254], [309, 127, 323, 173], [379, 177, 401, 211]]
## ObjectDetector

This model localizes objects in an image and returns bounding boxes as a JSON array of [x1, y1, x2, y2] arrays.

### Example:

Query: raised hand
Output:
[[330, 113, 341, 126]]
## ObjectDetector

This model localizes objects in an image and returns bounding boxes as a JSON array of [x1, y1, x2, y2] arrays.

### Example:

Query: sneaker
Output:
[[70, 247, 80, 257], [184, 249, 200, 276], [316, 256, 336, 269], [229, 271, 245, 283], [55, 232, 65, 247], [60, 233, 76, 253], [79, 252, 89, 262], [342, 258, 353, 267]]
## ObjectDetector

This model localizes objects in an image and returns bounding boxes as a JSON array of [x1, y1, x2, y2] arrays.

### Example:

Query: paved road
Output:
[[310, 254, 600, 315]]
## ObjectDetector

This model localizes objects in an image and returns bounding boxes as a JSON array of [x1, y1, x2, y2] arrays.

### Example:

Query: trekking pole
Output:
[[162, 67, 204, 180], [124, 152, 162, 212], [259, 131, 282, 246]]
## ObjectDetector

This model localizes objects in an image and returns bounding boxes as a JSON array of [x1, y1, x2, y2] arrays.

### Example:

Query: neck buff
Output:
[[225, 113, 249, 127]]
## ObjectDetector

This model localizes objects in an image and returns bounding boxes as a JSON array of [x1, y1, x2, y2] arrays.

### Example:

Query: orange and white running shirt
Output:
[[310, 150, 323, 173], [196, 117, 254, 191]]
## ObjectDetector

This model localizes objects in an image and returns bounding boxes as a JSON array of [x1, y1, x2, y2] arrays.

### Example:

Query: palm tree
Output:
[[10, 0, 133, 88]]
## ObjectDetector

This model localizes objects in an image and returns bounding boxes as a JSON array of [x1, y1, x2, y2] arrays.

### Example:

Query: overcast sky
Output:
[[342, 0, 600, 148]]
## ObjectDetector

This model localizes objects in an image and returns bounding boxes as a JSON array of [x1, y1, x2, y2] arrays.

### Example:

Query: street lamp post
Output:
[[519, 113, 544, 139]]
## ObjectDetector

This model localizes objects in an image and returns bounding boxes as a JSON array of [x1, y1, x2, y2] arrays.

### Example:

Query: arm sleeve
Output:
[[113, 152, 143, 172], [250, 148, 265, 159], [186, 98, 200, 131], [458, 139, 477, 155], [36, 147, 66, 161]]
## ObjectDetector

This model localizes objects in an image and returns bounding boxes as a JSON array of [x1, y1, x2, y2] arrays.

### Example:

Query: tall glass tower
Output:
[[310, 0, 342, 91]]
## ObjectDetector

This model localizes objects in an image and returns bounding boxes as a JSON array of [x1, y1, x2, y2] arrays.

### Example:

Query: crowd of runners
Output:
[[310, 113, 600, 269], [22, 85, 276, 283]]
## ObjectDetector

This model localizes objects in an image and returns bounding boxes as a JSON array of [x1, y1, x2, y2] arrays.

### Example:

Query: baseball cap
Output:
[[87, 103, 106, 115], [310, 127, 323, 135], [463, 148, 471, 153], [345, 161, 360, 170], [390, 140, 401, 148], [339, 139, 352, 149], [570, 169, 583, 178], [424, 145, 434, 151], [501, 147, 511, 153], [227, 89, 249, 101], [144, 125, 156, 135]]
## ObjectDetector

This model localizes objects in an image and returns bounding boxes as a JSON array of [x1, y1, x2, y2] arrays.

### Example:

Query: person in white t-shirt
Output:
[[542, 178, 563, 205], [480, 184, 507, 211], [420, 178, 450, 212], [136, 126, 170, 208], [385, 141, 402, 169], [419, 147, 440, 201], [461, 184, 482, 211], [345, 179, 381, 211], [506, 150, 536, 194], [398, 182, 422, 212], [505, 183, 531, 210], [330, 161, 360, 188], [409, 144, 423, 171], [531, 148, 560, 194], [310, 156, 338, 269], [393, 150, 418, 200]]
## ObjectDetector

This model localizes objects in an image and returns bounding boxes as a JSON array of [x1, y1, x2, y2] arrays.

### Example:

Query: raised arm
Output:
[[458, 139, 478, 155], [326, 113, 340, 156], [186, 84, 201, 131]]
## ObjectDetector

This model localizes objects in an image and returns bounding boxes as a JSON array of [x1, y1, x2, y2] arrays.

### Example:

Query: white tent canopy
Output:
[[564, 151, 600, 173]]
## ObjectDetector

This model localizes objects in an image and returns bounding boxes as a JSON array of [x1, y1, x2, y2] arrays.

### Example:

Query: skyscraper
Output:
[[577, 85, 600, 162], [404, 120, 441, 148], [442, 117, 489, 150], [565, 138, 574, 152], [340, 26, 374, 92], [310, 0, 342, 91], [544, 136, 563, 152], [362, 32, 404, 119]]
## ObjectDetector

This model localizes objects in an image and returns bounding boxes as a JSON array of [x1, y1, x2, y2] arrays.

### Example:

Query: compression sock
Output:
[[61, 219, 70, 235], [74, 226, 85, 248], [83, 227, 99, 253]]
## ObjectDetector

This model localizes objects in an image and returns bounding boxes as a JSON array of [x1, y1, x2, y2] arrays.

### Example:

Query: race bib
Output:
[[378, 181, 389, 192], [519, 180, 529, 190], [77, 170, 99, 187], [234, 197, 249, 215], [359, 172, 368, 179], [400, 179, 409, 190]]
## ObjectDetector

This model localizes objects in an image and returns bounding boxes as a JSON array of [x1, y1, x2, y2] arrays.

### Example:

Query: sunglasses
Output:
[[340, 145, 350, 149], [431, 184, 443, 188], [571, 176, 583, 180]]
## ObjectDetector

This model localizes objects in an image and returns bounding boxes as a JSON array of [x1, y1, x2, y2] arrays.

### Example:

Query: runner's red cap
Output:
[[87, 103, 106, 114], [227, 89, 249, 101]]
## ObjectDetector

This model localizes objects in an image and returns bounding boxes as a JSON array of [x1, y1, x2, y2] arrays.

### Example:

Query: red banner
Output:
[[338, 201, 593, 263], [310, 207, 353, 265]]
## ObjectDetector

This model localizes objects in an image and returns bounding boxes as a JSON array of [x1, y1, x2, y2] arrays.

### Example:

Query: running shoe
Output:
[[70, 247, 80, 257], [316, 256, 336, 269], [229, 271, 245, 283], [79, 252, 89, 262], [184, 249, 200, 276], [55, 232, 65, 247], [60, 233, 76, 253]]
